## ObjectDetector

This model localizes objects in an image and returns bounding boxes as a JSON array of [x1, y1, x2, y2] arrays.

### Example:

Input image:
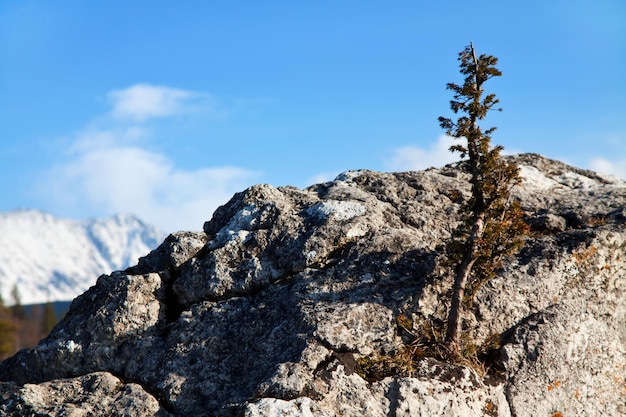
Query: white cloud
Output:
[[385, 135, 460, 171], [589, 157, 626, 180], [44, 144, 259, 233], [40, 84, 260, 233], [107, 84, 214, 122]]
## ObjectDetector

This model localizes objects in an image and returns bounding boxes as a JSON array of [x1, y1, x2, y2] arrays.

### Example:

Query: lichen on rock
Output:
[[0, 154, 624, 416]]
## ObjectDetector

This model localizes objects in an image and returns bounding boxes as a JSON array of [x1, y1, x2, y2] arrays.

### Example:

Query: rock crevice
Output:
[[1, 154, 624, 416]]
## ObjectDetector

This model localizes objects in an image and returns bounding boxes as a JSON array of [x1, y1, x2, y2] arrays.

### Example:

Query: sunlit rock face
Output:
[[1, 154, 624, 417]]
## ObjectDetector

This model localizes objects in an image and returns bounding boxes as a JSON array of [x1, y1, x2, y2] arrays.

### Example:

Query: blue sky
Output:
[[1, 1, 624, 233]]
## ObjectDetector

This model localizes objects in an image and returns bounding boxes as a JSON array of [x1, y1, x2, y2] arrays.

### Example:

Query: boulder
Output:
[[0, 154, 624, 416], [0, 372, 170, 417]]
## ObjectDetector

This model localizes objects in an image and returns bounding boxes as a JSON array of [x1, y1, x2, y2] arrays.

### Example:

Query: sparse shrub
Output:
[[438, 42, 528, 357], [359, 42, 528, 381], [357, 315, 505, 381]]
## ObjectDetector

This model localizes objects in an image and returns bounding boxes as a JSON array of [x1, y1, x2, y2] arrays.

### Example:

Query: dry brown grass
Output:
[[356, 315, 505, 382]]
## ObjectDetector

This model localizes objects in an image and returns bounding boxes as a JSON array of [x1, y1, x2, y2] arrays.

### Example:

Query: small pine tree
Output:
[[42, 301, 58, 335], [10, 283, 26, 320], [0, 288, 17, 359], [438, 43, 528, 357]]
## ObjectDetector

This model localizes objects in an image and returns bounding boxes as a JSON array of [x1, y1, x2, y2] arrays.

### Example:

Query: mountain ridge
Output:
[[0, 210, 165, 305]]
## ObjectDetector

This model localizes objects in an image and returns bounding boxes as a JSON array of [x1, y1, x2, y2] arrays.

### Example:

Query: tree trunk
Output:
[[445, 212, 485, 354]]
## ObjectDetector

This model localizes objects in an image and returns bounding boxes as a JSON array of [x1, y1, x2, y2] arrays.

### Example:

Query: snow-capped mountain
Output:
[[0, 210, 166, 305]]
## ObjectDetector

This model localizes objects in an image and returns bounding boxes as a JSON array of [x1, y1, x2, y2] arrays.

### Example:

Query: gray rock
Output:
[[528, 213, 567, 233], [0, 154, 624, 416], [0, 371, 171, 416], [243, 397, 331, 417], [128, 230, 208, 275]]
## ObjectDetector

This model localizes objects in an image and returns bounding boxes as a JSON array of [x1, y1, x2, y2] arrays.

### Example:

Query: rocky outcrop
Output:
[[0, 154, 624, 416], [0, 372, 167, 416]]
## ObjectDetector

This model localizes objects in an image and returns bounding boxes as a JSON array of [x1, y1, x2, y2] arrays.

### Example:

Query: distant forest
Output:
[[0, 285, 67, 360]]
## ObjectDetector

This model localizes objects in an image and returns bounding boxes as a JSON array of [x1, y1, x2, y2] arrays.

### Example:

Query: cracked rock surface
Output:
[[1, 154, 625, 416]]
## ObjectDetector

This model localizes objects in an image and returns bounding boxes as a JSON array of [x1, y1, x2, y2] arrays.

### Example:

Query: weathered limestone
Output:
[[0, 372, 170, 417], [0, 154, 624, 416]]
